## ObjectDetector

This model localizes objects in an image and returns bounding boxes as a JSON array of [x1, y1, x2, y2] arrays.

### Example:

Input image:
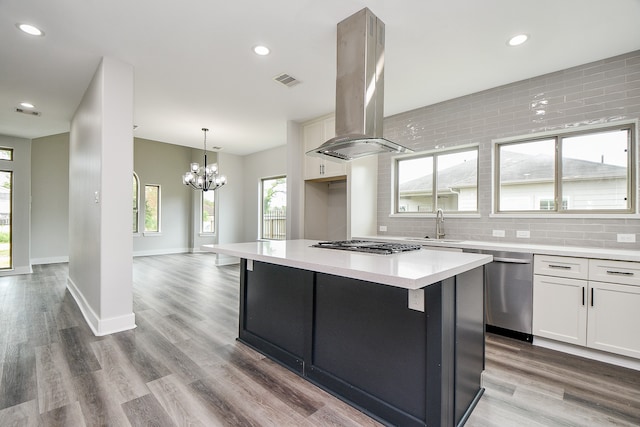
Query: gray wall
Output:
[[31, 133, 69, 264], [133, 137, 193, 255], [378, 50, 640, 249]]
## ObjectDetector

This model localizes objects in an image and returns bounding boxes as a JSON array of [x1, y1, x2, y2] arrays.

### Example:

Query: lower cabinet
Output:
[[533, 274, 587, 346], [587, 280, 640, 359], [533, 255, 640, 359]]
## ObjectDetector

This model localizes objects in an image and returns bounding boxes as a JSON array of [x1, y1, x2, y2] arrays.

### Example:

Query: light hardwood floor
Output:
[[0, 253, 638, 426]]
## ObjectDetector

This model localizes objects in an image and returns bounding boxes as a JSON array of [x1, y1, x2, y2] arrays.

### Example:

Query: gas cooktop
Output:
[[311, 240, 422, 255]]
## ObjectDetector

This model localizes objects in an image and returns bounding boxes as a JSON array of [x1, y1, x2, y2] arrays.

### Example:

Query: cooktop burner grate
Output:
[[311, 240, 422, 255]]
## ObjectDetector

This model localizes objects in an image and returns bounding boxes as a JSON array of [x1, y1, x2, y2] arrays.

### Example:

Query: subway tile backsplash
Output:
[[378, 51, 640, 250]]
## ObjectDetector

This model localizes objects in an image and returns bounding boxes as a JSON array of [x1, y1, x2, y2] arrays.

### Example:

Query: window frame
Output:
[[260, 175, 287, 240], [143, 184, 161, 234], [493, 123, 636, 216], [392, 145, 480, 216], [0, 148, 13, 161]]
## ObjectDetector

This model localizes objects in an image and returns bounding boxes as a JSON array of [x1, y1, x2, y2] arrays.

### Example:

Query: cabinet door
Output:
[[303, 120, 325, 180], [587, 281, 640, 359], [533, 275, 587, 345], [320, 116, 346, 177]]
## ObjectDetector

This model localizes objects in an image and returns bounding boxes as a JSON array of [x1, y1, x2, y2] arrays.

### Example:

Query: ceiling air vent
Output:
[[15, 107, 41, 116], [273, 73, 301, 88]]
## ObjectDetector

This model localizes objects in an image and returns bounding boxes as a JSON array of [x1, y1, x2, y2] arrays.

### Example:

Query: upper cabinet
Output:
[[302, 115, 346, 180]]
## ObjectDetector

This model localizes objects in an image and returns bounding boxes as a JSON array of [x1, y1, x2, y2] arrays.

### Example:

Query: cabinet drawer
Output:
[[534, 255, 589, 280], [589, 259, 640, 287]]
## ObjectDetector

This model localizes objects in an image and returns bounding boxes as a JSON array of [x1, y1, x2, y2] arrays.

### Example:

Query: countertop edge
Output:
[[202, 242, 492, 290]]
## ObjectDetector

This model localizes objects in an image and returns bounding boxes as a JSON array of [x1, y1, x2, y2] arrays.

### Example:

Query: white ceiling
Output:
[[2, 0, 640, 155]]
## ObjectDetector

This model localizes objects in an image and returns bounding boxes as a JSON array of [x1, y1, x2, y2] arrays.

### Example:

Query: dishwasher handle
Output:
[[492, 256, 532, 264]]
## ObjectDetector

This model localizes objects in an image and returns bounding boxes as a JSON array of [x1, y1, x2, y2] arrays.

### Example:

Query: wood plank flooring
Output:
[[0, 253, 638, 426]]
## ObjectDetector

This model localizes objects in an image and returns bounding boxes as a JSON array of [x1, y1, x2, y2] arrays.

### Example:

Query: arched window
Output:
[[133, 172, 139, 233]]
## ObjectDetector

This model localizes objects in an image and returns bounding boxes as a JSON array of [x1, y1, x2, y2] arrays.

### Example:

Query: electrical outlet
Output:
[[379, 225, 387, 232], [408, 289, 424, 312], [492, 229, 505, 237], [617, 233, 636, 243], [516, 230, 530, 238]]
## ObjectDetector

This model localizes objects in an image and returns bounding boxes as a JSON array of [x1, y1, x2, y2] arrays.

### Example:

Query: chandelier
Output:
[[182, 128, 227, 191]]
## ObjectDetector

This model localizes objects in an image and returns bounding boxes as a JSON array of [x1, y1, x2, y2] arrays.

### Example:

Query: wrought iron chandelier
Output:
[[182, 128, 227, 191]]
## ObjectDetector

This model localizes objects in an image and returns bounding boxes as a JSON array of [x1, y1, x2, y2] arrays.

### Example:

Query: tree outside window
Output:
[[144, 184, 160, 232], [202, 190, 215, 233], [261, 176, 286, 240]]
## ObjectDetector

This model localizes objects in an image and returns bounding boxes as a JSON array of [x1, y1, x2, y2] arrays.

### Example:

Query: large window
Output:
[[495, 124, 635, 213], [144, 184, 160, 232], [395, 147, 478, 213], [201, 190, 215, 233], [0, 171, 11, 269], [261, 176, 286, 240]]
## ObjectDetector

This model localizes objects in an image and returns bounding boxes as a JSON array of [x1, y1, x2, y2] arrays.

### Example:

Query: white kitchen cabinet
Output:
[[533, 255, 640, 359], [533, 274, 587, 346], [303, 115, 346, 180], [587, 267, 640, 359]]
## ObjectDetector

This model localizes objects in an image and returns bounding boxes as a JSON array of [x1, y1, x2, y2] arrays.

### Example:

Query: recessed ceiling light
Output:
[[20, 102, 35, 109], [253, 45, 270, 56], [17, 23, 44, 36], [507, 34, 528, 47]]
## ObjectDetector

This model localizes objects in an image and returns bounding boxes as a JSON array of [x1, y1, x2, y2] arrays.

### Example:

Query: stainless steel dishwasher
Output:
[[464, 249, 534, 342]]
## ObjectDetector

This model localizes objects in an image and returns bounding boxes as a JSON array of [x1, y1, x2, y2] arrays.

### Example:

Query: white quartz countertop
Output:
[[202, 239, 492, 290], [356, 235, 640, 262]]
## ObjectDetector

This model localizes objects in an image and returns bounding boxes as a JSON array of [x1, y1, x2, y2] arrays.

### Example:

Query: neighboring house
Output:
[[398, 152, 627, 212]]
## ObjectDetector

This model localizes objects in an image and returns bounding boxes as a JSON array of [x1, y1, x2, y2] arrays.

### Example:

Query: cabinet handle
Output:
[[591, 288, 594, 307], [548, 264, 571, 269], [605, 270, 634, 276], [582, 287, 585, 306]]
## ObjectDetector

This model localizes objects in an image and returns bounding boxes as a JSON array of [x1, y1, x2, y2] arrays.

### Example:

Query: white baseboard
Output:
[[133, 248, 190, 257], [0, 265, 33, 276], [533, 336, 640, 371], [66, 277, 136, 336], [31, 256, 69, 265]]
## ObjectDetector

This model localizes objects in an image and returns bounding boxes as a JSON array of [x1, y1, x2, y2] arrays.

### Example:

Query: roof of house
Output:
[[399, 151, 626, 193]]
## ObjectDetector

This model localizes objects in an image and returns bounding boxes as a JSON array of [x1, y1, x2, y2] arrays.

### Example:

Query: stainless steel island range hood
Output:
[[306, 8, 413, 162]]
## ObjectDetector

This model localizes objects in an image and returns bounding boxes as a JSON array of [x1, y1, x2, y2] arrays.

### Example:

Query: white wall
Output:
[[68, 57, 135, 336], [0, 135, 31, 275], [242, 145, 287, 242]]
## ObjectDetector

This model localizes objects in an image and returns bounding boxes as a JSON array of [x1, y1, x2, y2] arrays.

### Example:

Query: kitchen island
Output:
[[203, 240, 493, 427]]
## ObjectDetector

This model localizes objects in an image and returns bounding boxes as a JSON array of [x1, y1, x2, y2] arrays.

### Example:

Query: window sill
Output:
[[489, 212, 640, 219], [199, 232, 216, 237], [143, 232, 162, 237], [388, 213, 482, 219]]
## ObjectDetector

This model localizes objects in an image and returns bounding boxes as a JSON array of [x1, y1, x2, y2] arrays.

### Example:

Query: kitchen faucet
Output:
[[436, 208, 445, 239]]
